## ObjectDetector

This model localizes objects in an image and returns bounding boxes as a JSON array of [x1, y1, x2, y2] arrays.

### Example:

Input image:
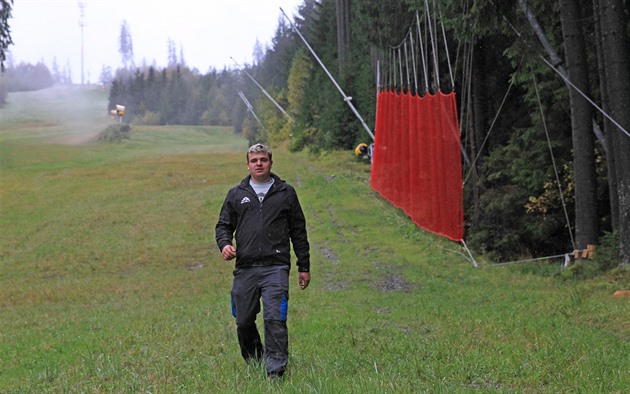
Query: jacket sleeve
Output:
[[215, 191, 236, 252], [289, 189, 311, 272]]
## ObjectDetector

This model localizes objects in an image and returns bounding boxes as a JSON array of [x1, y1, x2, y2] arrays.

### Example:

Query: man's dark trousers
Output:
[[231, 265, 290, 376]]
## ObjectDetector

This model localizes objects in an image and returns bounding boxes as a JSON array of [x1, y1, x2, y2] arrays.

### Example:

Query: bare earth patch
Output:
[[371, 264, 417, 293], [372, 273, 415, 292]]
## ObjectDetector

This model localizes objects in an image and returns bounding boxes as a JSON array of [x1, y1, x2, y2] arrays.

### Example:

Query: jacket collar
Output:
[[239, 172, 284, 190]]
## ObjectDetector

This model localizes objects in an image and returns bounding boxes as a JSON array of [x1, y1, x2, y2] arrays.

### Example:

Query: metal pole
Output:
[[398, 48, 403, 90], [376, 59, 380, 93], [78, 1, 86, 85], [231, 57, 293, 123], [404, 41, 410, 89], [437, 3, 455, 89], [425, 0, 440, 90], [410, 33, 418, 94], [238, 91, 266, 130], [280, 7, 375, 141], [461, 240, 479, 268], [416, 12, 429, 93]]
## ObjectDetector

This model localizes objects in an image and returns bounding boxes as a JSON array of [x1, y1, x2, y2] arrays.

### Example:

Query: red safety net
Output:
[[370, 89, 464, 242]]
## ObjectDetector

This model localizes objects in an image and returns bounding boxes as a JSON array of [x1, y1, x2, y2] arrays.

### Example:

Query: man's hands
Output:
[[222, 245, 310, 290], [221, 245, 236, 260], [299, 272, 311, 290]]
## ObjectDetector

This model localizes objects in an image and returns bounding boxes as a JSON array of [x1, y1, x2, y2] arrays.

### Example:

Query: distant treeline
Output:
[[0, 62, 54, 104], [107, 66, 241, 129], [3, 62, 54, 92]]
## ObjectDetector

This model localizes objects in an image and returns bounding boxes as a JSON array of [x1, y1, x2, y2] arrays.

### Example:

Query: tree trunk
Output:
[[472, 39, 488, 156], [599, 0, 630, 264], [593, 0, 619, 231], [468, 62, 481, 226], [470, 38, 488, 227], [336, 0, 351, 72], [559, 0, 599, 249]]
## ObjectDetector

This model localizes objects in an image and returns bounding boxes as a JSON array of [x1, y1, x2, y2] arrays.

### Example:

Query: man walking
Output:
[[215, 143, 311, 379]]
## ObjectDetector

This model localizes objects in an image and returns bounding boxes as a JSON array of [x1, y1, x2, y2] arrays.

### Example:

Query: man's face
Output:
[[247, 152, 272, 182]]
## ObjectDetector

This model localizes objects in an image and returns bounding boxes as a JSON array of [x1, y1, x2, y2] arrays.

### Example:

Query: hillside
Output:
[[0, 86, 628, 392]]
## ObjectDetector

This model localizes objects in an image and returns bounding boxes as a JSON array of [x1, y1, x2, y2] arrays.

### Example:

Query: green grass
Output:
[[1, 86, 628, 392]]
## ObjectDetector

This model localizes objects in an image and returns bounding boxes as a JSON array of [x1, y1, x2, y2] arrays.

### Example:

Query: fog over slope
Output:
[[0, 85, 110, 145]]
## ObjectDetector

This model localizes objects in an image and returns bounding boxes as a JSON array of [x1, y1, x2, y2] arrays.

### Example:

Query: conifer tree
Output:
[[560, 0, 598, 249], [119, 20, 134, 69]]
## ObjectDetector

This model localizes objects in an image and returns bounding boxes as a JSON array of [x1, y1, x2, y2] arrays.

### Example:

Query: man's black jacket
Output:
[[215, 173, 310, 272]]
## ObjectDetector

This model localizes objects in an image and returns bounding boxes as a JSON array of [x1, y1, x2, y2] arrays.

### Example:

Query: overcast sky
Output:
[[9, 0, 304, 83]]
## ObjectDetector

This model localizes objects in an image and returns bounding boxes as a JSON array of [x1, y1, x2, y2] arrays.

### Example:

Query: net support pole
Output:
[[231, 57, 294, 123], [237, 91, 266, 130], [461, 240, 479, 268], [281, 7, 375, 141]]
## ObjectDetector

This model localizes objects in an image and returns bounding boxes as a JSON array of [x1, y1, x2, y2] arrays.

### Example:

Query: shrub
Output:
[[4, 62, 54, 92], [98, 124, 131, 143], [593, 231, 620, 271]]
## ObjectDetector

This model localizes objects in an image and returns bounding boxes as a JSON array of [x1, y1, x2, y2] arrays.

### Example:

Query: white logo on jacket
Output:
[[240, 197, 251, 204]]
